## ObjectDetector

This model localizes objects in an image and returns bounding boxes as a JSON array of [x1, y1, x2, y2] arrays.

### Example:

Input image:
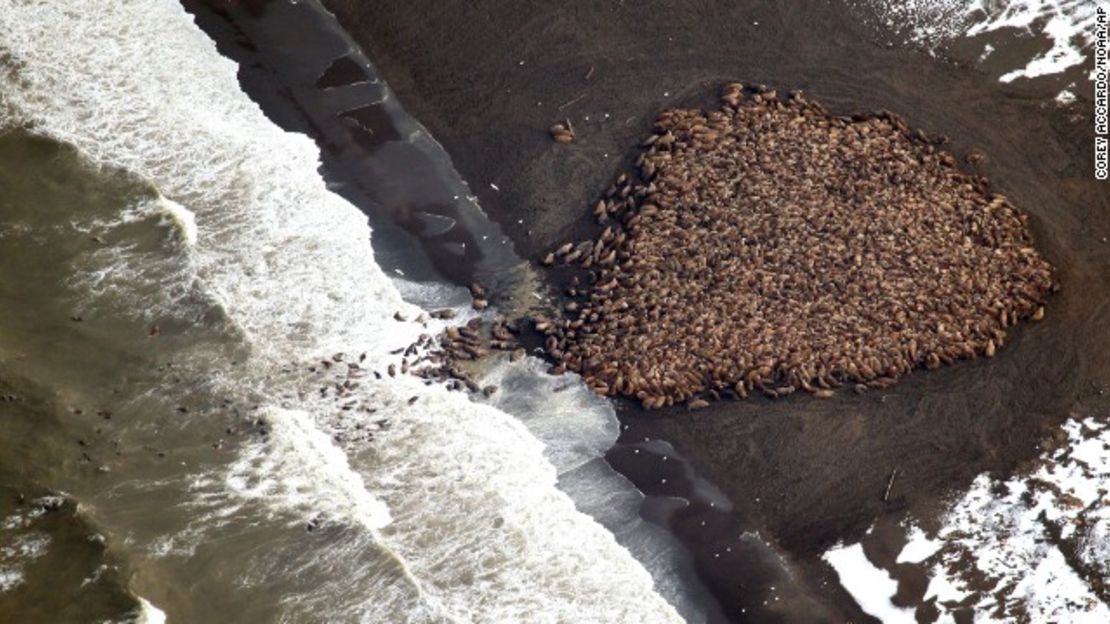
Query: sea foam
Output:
[[0, 1, 684, 621]]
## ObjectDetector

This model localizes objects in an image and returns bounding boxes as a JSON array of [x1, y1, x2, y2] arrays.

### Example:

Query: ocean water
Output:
[[0, 1, 693, 622]]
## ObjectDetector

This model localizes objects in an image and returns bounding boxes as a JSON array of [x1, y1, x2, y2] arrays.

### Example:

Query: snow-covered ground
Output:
[[826, 417, 1109, 622], [853, 0, 1098, 81]]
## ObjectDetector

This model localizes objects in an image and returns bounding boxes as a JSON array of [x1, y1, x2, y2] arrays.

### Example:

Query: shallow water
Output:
[[0, 130, 188, 622], [0, 0, 710, 621]]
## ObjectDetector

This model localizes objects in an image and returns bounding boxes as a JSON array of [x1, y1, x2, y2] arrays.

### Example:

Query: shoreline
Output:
[[180, 1, 736, 620], [321, 0, 1108, 620], [7, 0, 1102, 621]]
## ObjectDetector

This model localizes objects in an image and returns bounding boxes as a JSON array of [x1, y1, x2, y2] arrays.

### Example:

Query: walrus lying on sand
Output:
[[539, 83, 1056, 410]]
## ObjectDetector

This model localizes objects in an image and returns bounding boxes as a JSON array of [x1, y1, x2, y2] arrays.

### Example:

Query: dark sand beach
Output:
[[170, 1, 1109, 621], [316, 1, 1107, 620]]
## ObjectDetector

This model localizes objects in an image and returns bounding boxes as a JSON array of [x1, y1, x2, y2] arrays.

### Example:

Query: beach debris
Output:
[[557, 92, 587, 111], [883, 468, 900, 502], [535, 83, 1056, 409]]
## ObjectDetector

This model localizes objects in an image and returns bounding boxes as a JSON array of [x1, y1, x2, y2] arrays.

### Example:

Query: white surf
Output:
[[0, 1, 685, 621]]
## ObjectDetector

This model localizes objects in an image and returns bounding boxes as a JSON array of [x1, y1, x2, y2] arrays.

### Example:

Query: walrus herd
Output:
[[538, 83, 1056, 409]]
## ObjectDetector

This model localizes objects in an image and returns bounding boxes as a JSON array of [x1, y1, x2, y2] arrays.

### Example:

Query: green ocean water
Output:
[[0, 130, 162, 622]]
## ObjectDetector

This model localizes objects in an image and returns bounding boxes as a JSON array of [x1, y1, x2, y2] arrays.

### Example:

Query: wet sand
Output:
[[318, 1, 1107, 620], [180, 2, 727, 621]]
